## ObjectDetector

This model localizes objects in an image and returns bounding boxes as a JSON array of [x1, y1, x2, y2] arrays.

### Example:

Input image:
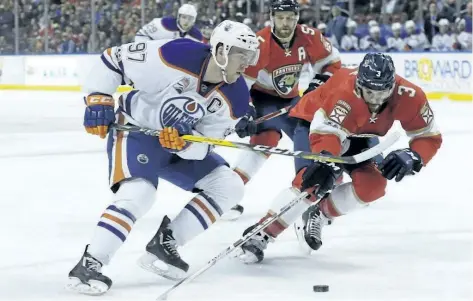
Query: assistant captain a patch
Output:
[[329, 100, 351, 125], [272, 64, 302, 95]]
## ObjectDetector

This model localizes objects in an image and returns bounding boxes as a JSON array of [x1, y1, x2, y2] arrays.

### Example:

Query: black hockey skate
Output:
[[237, 223, 273, 264], [221, 204, 244, 221], [294, 205, 330, 254], [66, 245, 112, 295], [138, 215, 189, 280]]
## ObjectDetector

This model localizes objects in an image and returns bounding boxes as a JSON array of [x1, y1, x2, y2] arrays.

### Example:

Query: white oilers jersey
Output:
[[387, 36, 406, 51], [404, 32, 429, 50], [340, 34, 359, 51], [83, 39, 249, 160], [456, 31, 472, 50], [431, 33, 455, 51], [135, 17, 203, 43]]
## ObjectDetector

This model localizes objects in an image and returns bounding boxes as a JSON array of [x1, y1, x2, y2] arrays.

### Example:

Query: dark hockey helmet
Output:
[[270, 0, 300, 15], [356, 53, 396, 112]]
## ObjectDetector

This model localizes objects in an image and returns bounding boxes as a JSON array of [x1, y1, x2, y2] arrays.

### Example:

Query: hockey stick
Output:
[[156, 189, 312, 300], [224, 105, 291, 135], [153, 132, 400, 300], [111, 124, 401, 164]]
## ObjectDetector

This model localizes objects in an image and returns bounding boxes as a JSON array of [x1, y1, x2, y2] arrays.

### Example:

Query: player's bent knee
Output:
[[112, 178, 156, 219], [351, 166, 387, 203], [195, 166, 245, 213], [250, 130, 281, 147]]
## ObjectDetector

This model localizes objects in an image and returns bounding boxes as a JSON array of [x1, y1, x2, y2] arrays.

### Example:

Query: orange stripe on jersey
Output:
[[158, 48, 198, 78], [102, 213, 132, 232], [112, 114, 126, 185], [192, 197, 216, 223]]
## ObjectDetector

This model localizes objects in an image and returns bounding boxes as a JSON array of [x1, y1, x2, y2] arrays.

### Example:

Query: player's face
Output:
[[393, 29, 401, 37], [224, 46, 259, 83], [178, 14, 195, 31], [360, 86, 394, 112], [273, 11, 298, 39], [439, 25, 448, 34]]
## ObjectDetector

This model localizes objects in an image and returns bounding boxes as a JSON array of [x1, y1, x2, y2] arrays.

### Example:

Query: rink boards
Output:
[[0, 51, 471, 101]]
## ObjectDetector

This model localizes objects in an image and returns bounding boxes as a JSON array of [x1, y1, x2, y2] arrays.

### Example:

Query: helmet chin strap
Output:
[[213, 48, 231, 84]]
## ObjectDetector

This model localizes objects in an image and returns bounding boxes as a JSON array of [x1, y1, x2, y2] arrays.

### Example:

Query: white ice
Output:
[[0, 91, 472, 301]]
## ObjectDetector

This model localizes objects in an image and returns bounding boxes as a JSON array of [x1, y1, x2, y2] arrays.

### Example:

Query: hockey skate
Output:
[[138, 216, 189, 280], [66, 245, 112, 295], [294, 204, 331, 255], [221, 204, 244, 221], [237, 223, 273, 264]]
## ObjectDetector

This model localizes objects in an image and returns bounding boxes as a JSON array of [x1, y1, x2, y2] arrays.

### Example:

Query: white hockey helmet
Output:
[[178, 4, 197, 19], [391, 22, 402, 31], [210, 20, 260, 72]]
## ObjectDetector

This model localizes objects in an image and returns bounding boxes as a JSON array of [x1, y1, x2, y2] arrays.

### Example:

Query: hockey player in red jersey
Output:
[[237, 53, 442, 263], [225, 0, 341, 219]]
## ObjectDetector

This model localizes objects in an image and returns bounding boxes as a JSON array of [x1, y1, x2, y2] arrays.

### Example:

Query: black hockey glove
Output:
[[235, 105, 257, 138], [303, 74, 331, 96], [293, 152, 343, 198], [379, 148, 423, 182]]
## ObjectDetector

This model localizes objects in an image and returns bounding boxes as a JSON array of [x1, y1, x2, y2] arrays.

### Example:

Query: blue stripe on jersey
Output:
[[100, 54, 123, 77], [200, 192, 223, 216], [107, 205, 137, 223], [124, 90, 138, 117], [98, 221, 126, 242], [185, 204, 208, 230]]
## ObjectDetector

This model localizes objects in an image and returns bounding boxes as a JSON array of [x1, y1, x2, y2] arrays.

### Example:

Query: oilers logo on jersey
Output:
[[272, 64, 303, 95], [160, 96, 206, 128]]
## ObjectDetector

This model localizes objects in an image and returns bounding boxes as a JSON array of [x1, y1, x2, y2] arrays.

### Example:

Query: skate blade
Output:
[[138, 253, 186, 281], [293, 222, 313, 256], [65, 277, 109, 296]]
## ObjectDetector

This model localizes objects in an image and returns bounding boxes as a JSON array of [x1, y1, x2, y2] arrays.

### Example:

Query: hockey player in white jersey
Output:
[[66, 20, 259, 295], [404, 20, 430, 50], [432, 19, 455, 51], [340, 20, 359, 51], [454, 18, 472, 50], [387, 22, 407, 51], [135, 4, 203, 42]]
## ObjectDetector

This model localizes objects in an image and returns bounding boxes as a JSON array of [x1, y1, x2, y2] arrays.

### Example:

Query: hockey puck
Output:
[[313, 285, 329, 292]]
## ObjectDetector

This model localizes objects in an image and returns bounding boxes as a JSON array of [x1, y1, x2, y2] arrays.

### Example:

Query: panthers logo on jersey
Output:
[[272, 64, 302, 95]]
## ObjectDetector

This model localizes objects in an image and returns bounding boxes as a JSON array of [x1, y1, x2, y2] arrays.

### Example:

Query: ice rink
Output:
[[0, 90, 472, 301]]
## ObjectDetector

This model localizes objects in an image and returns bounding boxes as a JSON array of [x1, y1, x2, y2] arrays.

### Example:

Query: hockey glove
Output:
[[84, 93, 115, 138], [303, 74, 331, 96], [159, 122, 193, 152], [292, 153, 343, 199], [379, 148, 423, 182], [235, 104, 257, 138]]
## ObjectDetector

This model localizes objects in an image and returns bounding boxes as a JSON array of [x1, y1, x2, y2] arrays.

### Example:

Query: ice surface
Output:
[[0, 91, 471, 301]]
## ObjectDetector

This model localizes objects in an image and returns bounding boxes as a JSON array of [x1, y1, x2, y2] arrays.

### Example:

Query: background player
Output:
[[66, 20, 259, 295], [223, 0, 341, 219], [237, 53, 442, 263], [135, 3, 203, 42]]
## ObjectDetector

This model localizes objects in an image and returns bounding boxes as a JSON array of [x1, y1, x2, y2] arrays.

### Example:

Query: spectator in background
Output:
[[439, 0, 457, 22], [454, 18, 472, 50], [326, 5, 347, 45], [405, 20, 430, 50], [340, 19, 359, 51], [424, 1, 441, 43], [360, 25, 387, 51], [387, 22, 407, 51], [462, 2, 472, 33], [59, 32, 76, 53]]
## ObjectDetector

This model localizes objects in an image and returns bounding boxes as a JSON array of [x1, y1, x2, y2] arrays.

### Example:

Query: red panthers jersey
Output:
[[244, 25, 341, 99], [290, 68, 442, 165]]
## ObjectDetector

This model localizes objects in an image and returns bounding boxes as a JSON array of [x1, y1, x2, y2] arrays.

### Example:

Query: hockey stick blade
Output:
[[111, 124, 401, 165]]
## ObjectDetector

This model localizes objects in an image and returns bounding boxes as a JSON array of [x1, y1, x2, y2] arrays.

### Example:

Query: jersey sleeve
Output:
[[135, 19, 159, 41], [308, 29, 342, 76], [83, 40, 177, 96], [290, 72, 358, 156], [397, 84, 442, 165]]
